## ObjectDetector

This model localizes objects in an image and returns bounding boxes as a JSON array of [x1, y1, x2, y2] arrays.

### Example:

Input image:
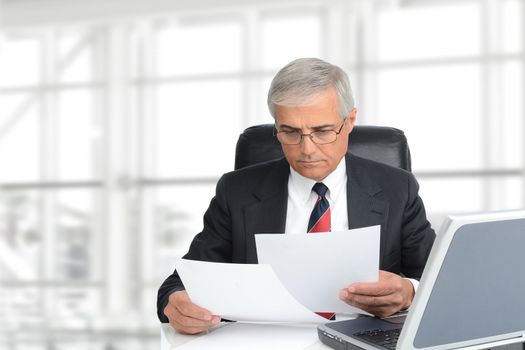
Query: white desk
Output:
[[160, 322, 332, 350], [161, 323, 525, 350]]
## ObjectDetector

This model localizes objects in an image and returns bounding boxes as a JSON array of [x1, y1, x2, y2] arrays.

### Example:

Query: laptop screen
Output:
[[413, 218, 525, 348]]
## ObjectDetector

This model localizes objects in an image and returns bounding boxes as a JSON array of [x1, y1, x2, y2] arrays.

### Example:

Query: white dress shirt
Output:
[[284, 157, 419, 295], [285, 158, 348, 234]]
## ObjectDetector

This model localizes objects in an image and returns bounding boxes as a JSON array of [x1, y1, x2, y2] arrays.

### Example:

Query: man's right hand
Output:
[[163, 290, 221, 334]]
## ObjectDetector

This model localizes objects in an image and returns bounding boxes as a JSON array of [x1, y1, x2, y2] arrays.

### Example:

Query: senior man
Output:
[[157, 57, 435, 335]]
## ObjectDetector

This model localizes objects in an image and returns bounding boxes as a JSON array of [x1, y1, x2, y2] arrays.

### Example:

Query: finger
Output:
[[340, 287, 401, 307], [165, 291, 221, 335], [346, 281, 397, 296], [171, 316, 221, 335], [171, 306, 221, 329], [172, 292, 215, 321], [353, 292, 403, 308], [168, 304, 221, 335], [341, 287, 405, 318], [348, 299, 396, 318], [170, 319, 211, 335], [176, 302, 214, 321], [347, 273, 403, 296], [343, 291, 395, 308]]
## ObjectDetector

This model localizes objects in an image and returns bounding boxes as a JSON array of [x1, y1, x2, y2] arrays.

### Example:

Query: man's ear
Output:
[[346, 108, 357, 134]]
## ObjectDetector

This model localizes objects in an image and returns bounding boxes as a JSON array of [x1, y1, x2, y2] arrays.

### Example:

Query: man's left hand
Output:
[[339, 270, 415, 318]]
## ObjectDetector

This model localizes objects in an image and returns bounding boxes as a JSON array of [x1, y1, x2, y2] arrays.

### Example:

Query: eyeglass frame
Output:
[[273, 118, 347, 145]]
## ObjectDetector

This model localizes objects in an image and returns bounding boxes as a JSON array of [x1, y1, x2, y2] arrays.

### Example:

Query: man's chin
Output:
[[296, 166, 328, 181]]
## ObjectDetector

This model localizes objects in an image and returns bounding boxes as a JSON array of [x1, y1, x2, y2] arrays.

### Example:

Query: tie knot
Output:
[[312, 182, 328, 197]]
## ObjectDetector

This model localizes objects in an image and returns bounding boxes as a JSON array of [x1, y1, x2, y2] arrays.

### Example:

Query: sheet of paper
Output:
[[173, 323, 318, 350], [176, 259, 327, 323], [256, 226, 380, 314]]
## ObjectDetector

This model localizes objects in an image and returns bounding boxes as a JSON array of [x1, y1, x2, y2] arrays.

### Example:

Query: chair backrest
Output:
[[234, 124, 411, 171]]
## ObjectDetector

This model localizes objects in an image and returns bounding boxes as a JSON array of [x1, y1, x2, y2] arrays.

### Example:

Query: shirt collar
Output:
[[289, 157, 347, 203]]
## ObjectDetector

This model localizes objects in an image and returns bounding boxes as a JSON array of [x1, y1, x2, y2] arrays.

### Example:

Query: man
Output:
[[157, 58, 435, 335]]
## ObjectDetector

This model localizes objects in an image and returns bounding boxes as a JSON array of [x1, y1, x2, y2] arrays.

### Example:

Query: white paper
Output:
[[173, 323, 318, 350], [255, 226, 380, 314], [176, 259, 327, 323]]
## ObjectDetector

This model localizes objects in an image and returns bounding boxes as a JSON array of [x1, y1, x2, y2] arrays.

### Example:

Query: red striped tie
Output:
[[308, 183, 331, 233], [308, 183, 335, 320]]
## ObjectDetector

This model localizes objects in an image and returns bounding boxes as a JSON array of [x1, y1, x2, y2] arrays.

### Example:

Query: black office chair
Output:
[[235, 124, 411, 171]]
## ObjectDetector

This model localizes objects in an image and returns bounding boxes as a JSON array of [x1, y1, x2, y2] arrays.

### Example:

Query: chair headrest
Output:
[[234, 124, 411, 171]]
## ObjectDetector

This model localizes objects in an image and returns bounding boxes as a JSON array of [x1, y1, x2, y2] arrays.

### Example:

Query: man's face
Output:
[[274, 87, 357, 181]]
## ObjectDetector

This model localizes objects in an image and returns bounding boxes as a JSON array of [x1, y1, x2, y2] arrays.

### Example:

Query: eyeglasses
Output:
[[274, 119, 347, 145]]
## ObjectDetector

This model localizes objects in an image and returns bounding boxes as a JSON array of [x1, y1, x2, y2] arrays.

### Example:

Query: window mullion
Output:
[[136, 20, 157, 318], [101, 23, 135, 316], [242, 10, 260, 127], [41, 29, 60, 329], [358, 0, 378, 125]]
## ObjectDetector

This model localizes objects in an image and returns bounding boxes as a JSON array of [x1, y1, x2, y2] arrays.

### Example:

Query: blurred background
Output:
[[0, 0, 523, 349]]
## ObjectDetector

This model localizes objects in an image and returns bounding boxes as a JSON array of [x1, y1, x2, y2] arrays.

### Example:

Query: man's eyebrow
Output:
[[311, 124, 336, 130], [278, 123, 336, 131], [277, 124, 301, 131]]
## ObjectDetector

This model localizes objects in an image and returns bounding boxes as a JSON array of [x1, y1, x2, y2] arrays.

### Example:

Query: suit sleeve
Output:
[[156, 175, 234, 323], [400, 173, 436, 279]]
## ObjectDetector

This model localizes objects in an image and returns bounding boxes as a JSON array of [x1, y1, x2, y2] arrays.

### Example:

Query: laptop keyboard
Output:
[[353, 328, 401, 350]]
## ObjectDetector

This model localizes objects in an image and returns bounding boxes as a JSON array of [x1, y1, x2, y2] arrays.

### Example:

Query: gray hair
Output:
[[267, 58, 355, 119]]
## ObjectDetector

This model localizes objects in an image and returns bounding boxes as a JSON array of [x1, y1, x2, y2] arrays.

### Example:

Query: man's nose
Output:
[[300, 135, 317, 155]]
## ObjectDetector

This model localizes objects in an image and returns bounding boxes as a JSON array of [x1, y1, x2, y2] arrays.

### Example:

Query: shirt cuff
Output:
[[406, 278, 419, 293], [405, 278, 419, 310]]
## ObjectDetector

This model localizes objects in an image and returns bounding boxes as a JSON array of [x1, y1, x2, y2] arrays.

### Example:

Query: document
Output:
[[256, 226, 380, 314], [176, 225, 379, 323], [176, 259, 327, 323]]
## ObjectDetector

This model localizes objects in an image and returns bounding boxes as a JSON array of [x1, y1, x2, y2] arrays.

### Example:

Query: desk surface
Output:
[[160, 322, 332, 350], [161, 323, 525, 350]]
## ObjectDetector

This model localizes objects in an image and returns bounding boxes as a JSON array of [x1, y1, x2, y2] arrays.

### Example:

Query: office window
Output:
[[0, 96, 40, 182], [154, 80, 242, 178], [0, 190, 41, 280], [375, 64, 482, 171], [55, 190, 98, 280], [418, 178, 485, 213], [364, 0, 524, 219], [499, 62, 523, 168], [376, 3, 481, 61], [252, 76, 275, 125], [0, 27, 105, 346], [502, 0, 522, 53], [0, 36, 42, 87], [57, 90, 98, 180], [261, 13, 322, 69], [57, 31, 95, 83], [155, 20, 242, 76], [151, 185, 216, 280]]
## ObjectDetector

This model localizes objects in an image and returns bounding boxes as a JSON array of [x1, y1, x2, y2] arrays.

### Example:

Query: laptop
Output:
[[318, 210, 525, 350]]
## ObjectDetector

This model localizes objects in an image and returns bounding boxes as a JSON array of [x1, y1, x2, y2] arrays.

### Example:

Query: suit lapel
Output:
[[244, 158, 289, 263], [346, 154, 390, 258]]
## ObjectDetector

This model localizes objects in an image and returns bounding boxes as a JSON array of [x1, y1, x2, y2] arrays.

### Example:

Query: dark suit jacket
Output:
[[157, 154, 435, 322]]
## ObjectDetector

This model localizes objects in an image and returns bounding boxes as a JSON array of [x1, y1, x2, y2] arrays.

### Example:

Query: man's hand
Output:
[[163, 290, 221, 334], [339, 270, 415, 318]]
